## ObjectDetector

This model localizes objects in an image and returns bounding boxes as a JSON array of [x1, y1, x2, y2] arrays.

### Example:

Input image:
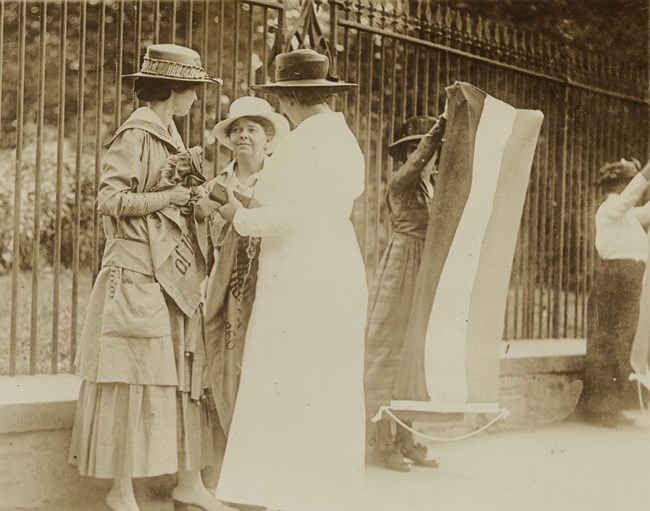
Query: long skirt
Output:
[[215, 225, 367, 511], [69, 300, 215, 479], [579, 258, 645, 415], [364, 232, 425, 419]]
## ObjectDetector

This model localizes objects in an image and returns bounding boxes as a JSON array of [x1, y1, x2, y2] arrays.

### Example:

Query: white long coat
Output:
[[215, 111, 368, 511]]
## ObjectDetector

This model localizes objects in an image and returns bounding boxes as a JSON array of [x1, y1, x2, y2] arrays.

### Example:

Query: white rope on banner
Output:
[[373, 406, 511, 443]]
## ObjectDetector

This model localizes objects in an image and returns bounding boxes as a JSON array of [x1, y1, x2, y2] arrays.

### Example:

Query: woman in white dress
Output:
[[215, 49, 368, 511]]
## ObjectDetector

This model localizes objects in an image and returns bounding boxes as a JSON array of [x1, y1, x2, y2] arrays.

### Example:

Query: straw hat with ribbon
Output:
[[123, 43, 222, 84], [250, 49, 356, 92], [213, 96, 290, 154]]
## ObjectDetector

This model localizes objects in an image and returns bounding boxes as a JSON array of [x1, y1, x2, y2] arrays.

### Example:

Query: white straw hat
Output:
[[213, 96, 290, 153]]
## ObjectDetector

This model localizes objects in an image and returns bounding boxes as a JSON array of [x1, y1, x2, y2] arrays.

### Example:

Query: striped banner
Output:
[[391, 82, 544, 413]]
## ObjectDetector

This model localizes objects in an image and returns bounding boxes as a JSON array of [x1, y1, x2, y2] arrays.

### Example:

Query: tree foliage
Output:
[[456, 0, 647, 68]]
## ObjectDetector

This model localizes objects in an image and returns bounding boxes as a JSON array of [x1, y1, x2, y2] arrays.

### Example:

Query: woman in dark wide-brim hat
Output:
[[364, 114, 446, 472], [214, 48, 367, 511], [578, 158, 650, 427], [68, 44, 231, 511]]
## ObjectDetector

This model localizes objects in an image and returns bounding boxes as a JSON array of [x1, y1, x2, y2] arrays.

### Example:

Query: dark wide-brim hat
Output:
[[123, 44, 222, 85], [388, 115, 438, 159], [250, 49, 357, 92]]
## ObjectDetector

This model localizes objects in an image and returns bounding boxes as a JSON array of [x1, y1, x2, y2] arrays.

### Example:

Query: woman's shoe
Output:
[[105, 490, 140, 511], [382, 450, 413, 472], [403, 443, 439, 468], [172, 488, 234, 511]]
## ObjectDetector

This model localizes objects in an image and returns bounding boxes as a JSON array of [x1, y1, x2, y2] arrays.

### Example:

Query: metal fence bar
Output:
[[52, 0, 68, 375], [71, 0, 88, 374], [132, 0, 142, 111], [171, 0, 177, 44], [0, 0, 4, 139], [351, 5, 365, 260], [92, 0, 106, 283], [340, 2, 350, 122], [529, 77, 543, 338], [575, 94, 586, 338], [30, 0, 48, 374], [563, 87, 574, 337], [154, 0, 160, 43], [233, 2, 241, 100], [200, 0, 209, 156], [246, 1, 254, 90], [214, 0, 225, 173], [385, 35, 397, 248], [539, 85, 552, 339], [362, 31, 374, 272], [9, 1, 26, 376], [115, 0, 124, 126], [373, 11, 387, 271], [183, 0, 193, 143]]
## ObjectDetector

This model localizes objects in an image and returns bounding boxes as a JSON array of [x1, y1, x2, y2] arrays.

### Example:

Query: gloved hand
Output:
[[155, 146, 207, 214], [157, 146, 206, 189]]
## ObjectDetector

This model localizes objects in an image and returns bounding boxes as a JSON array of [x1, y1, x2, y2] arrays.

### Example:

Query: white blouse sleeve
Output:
[[632, 201, 650, 228], [232, 137, 320, 237], [600, 173, 649, 221]]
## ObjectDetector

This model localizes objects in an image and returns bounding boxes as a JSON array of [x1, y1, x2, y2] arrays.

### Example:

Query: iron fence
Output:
[[0, 0, 647, 375]]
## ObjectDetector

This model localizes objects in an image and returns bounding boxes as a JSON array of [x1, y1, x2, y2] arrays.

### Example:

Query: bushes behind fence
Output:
[[0, 124, 97, 274]]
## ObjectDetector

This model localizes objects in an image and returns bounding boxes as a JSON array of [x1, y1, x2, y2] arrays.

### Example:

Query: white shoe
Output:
[[172, 487, 234, 511], [629, 369, 650, 391], [106, 489, 140, 511]]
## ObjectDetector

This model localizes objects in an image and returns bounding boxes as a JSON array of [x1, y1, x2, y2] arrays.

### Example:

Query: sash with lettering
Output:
[[388, 82, 544, 416], [148, 147, 208, 317]]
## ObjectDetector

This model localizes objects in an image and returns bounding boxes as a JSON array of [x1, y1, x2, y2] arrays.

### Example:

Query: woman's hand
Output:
[[165, 183, 192, 206], [217, 187, 244, 222]]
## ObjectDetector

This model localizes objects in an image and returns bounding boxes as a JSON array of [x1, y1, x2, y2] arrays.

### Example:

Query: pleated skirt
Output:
[[69, 299, 215, 479]]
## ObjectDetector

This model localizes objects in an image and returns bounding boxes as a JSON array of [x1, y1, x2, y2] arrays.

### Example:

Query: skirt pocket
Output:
[[102, 268, 171, 338]]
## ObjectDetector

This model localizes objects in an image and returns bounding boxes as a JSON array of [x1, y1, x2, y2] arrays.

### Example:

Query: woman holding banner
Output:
[[364, 114, 446, 472]]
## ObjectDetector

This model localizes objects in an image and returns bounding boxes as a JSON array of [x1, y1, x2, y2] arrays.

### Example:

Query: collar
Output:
[[219, 157, 266, 188], [297, 111, 343, 131], [105, 107, 184, 152]]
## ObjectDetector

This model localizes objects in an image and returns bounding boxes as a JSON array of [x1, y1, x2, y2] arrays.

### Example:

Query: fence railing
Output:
[[327, 0, 648, 341], [1, 0, 647, 375]]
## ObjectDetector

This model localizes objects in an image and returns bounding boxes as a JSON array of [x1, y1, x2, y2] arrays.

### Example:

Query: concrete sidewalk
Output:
[[366, 410, 650, 511], [45, 411, 650, 511]]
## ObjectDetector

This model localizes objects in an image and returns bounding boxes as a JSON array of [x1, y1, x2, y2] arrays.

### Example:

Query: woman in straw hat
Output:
[[578, 157, 650, 428], [194, 96, 289, 482], [215, 48, 368, 511], [364, 114, 446, 472], [68, 44, 232, 511]]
